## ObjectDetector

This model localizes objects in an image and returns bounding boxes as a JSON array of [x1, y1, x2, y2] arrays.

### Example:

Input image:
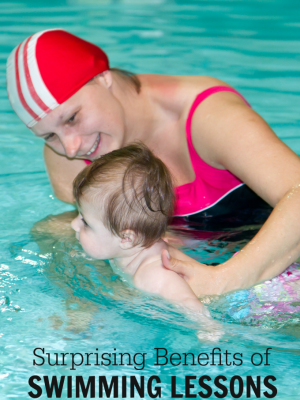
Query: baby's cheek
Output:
[[79, 233, 90, 250], [82, 235, 99, 257]]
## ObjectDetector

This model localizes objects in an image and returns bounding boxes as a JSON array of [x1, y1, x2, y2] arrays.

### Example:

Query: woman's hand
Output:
[[161, 249, 225, 296]]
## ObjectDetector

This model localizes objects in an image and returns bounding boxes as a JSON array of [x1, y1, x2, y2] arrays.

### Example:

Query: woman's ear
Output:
[[96, 70, 113, 89], [119, 229, 137, 250]]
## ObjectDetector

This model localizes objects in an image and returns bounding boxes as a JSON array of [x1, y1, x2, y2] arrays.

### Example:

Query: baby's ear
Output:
[[119, 230, 137, 250]]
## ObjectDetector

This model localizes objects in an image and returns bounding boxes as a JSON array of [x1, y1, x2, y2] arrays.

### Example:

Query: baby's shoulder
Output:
[[133, 259, 171, 295]]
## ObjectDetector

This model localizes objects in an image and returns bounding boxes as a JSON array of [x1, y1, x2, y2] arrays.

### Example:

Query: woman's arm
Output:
[[163, 91, 300, 296], [44, 144, 87, 204], [30, 210, 78, 253]]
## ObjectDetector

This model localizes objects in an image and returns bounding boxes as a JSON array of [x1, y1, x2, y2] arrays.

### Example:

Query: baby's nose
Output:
[[71, 217, 80, 232]]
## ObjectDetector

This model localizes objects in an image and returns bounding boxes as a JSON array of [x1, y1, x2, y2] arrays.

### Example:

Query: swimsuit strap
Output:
[[172, 85, 248, 216], [185, 86, 251, 146]]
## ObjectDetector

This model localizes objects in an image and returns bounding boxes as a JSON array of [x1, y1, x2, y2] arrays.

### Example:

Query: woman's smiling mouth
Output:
[[86, 134, 101, 156]]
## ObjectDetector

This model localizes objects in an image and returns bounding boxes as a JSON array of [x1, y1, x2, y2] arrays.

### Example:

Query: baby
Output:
[[71, 143, 206, 315]]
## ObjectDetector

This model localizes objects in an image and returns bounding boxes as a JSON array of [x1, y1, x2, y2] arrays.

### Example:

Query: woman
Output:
[[7, 29, 300, 296]]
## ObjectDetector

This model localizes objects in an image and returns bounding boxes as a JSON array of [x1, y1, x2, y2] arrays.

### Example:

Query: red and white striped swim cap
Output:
[[6, 29, 109, 128]]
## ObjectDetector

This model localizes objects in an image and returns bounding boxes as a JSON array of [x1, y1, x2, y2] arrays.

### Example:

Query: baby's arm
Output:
[[133, 260, 205, 314]]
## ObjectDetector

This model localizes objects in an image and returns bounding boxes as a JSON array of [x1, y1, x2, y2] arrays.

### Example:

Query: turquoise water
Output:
[[1, 0, 300, 398]]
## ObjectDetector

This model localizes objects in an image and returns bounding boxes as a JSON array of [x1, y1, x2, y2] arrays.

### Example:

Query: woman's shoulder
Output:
[[138, 73, 228, 87], [138, 74, 233, 128], [142, 75, 239, 129], [139, 74, 230, 101], [183, 78, 252, 169]]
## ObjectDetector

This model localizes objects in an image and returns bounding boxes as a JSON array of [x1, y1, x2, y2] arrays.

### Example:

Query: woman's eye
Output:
[[68, 113, 77, 123], [44, 133, 56, 141]]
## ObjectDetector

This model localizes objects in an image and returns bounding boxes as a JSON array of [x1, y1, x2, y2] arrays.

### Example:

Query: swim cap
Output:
[[6, 29, 109, 128]]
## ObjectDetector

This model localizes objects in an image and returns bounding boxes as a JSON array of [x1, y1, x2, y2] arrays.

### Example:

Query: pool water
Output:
[[1, 0, 300, 398]]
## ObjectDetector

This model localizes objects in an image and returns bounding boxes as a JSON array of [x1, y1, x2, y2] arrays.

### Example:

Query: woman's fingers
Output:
[[162, 249, 191, 278], [161, 249, 225, 296], [161, 249, 171, 268]]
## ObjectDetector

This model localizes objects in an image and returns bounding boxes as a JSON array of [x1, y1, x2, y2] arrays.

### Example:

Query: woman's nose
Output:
[[62, 134, 82, 158]]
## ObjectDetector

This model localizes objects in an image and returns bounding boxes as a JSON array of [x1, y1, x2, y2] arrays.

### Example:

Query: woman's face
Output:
[[31, 74, 126, 160]]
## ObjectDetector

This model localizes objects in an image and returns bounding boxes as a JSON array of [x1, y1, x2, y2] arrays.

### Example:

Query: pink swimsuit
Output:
[[85, 86, 266, 221], [174, 86, 250, 217]]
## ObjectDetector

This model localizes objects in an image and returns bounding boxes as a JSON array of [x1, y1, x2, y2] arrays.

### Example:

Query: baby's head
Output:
[[71, 143, 174, 259]]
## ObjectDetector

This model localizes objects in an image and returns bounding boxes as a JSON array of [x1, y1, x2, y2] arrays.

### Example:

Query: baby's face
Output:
[[71, 198, 122, 260]]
